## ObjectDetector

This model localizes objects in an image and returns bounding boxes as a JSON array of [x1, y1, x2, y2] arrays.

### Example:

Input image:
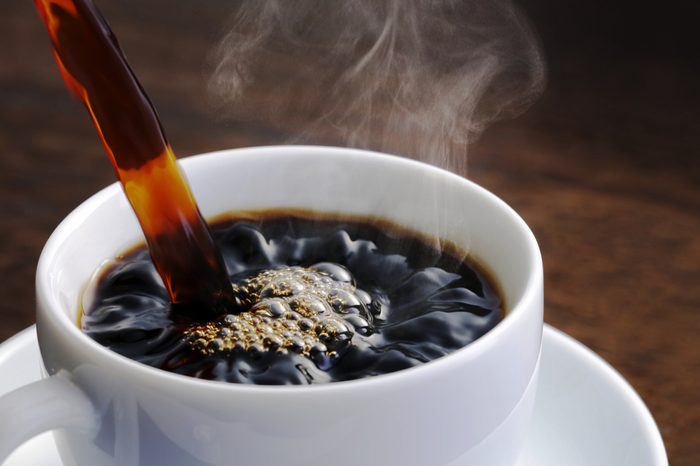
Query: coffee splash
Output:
[[208, 0, 545, 176], [34, 0, 237, 320]]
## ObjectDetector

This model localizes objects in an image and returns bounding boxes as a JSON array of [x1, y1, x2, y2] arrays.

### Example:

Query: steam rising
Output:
[[207, 0, 545, 174]]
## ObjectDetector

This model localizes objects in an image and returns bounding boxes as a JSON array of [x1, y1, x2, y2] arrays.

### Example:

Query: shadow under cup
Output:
[[36, 146, 543, 466]]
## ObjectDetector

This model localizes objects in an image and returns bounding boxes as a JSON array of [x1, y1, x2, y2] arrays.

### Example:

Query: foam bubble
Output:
[[185, 264, 372, 360]]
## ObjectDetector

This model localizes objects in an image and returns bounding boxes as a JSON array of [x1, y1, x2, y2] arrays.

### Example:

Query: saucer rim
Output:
[[539, 325, 668, 466], [0, 324, 668, 466], [0, 326, 36, 368]]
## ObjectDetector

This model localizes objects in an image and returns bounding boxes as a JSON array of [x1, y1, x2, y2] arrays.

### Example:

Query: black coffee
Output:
[[82, 211, 502, 385]]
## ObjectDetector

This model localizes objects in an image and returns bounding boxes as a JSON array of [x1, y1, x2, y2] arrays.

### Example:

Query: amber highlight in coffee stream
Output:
[[34, 0, 237, 320]]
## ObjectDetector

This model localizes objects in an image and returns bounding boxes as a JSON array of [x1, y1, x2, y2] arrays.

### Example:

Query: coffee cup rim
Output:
[[36, 145, 543, 394]]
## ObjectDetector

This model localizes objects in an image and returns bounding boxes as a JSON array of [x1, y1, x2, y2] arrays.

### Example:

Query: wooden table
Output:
[[1, 1, 697, 464]]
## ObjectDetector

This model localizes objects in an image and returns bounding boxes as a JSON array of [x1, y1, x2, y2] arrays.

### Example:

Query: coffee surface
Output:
[[82, 212, 502, 384]]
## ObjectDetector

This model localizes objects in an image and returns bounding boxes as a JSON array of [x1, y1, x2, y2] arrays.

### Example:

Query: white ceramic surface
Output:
[[0, 325, 668, 466], [1, 147, 544, 466]]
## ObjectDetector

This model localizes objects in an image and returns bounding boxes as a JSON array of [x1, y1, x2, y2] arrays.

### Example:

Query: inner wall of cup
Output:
[[46, 147, 535, 327]]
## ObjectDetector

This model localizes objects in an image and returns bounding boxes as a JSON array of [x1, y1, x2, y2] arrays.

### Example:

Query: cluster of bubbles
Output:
[[185, 263, 373, 361]]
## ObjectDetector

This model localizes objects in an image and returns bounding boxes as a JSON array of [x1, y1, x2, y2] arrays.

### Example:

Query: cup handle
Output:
[[0, 371, 99, 463]]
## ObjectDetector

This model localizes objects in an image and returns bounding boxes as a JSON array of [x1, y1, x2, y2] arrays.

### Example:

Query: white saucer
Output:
[[0, 325, 667, 466]]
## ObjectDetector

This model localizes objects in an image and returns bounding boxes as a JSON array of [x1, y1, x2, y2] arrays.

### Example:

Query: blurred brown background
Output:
[[1, 1, 698, 464]]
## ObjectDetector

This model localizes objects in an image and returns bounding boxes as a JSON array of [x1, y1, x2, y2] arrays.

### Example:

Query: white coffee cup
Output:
[[0, 146, 543, 466]]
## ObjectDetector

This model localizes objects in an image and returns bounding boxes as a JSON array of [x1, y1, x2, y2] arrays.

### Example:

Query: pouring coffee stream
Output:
[[34, 0, 239, 320]]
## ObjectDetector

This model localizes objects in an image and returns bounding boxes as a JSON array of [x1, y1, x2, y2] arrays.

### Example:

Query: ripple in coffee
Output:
[[82, 211, 503, 384]]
